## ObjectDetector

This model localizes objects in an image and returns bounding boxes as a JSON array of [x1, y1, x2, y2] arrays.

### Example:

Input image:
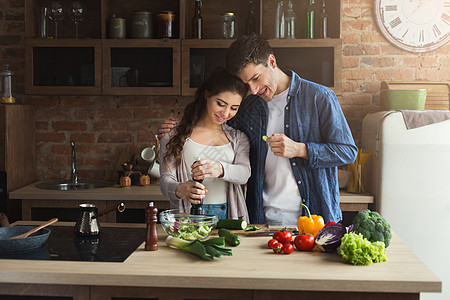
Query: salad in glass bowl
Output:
[[159, 209, 219, 241]]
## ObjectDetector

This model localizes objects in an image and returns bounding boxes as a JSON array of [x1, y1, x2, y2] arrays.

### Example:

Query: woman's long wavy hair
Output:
[[163, 67, 248, 167]]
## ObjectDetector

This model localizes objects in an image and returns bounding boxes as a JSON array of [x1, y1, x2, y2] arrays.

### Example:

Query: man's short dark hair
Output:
[[225, 34, 274, 75]]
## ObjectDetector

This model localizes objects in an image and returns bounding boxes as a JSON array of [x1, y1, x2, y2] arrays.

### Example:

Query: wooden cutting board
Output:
[[381, 81, 450, 110], [212, 224, 298, 236]]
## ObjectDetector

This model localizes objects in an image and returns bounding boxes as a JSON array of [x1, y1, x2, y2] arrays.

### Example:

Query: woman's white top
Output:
[[182, 138, 233, 204]]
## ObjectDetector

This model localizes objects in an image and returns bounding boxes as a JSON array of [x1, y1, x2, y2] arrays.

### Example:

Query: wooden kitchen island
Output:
[[0, 221, 441, 300], [10, 181, 374, 222]]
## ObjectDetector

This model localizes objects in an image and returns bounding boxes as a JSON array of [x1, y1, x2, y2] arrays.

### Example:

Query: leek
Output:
[[165, 236, 232, 260]]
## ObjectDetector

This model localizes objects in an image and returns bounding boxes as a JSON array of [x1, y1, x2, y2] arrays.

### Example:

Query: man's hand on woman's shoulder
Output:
[[157, 118, 176, 140]]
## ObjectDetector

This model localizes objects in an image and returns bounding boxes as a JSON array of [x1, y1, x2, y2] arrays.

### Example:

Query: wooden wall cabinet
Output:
[[102, 39, 181, 95], [24, 39, 102, 95], [181, 0, 342, 95], [24, 0, 342, 96], [181, 39, 233, 95]]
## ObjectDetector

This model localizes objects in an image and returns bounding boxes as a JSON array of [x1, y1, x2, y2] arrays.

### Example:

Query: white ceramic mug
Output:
[[148, 161, 160, 178], [141, 147, 155, 163]]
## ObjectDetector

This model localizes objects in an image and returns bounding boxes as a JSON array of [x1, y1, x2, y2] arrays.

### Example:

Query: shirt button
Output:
[[287, 96, 291, 100], [285, 124, 289, 128], [250, 127, 253, 130], [285, 106, 289, 110], [302, 199, 306, 203], [297, 180, 301, 184], [292, 162, 296, 166]]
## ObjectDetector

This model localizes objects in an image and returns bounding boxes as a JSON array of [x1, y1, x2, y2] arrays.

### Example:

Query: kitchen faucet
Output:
[[70, 141, 78, 184]]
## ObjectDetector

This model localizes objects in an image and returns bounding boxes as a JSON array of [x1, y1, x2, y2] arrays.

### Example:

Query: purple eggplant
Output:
[[315, 224, 347, 253]]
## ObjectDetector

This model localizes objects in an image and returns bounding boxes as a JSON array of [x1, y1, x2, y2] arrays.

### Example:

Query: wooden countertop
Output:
[[9, 181, 167, 201], [0, 221, 441, 295], [9, 181, 374, 205]]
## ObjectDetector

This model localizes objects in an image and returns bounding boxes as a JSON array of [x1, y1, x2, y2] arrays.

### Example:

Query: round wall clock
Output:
[[374, 0, 450, 52]]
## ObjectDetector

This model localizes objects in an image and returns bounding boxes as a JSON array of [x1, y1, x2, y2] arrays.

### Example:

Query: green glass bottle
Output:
[[305, 0, 315, 39]]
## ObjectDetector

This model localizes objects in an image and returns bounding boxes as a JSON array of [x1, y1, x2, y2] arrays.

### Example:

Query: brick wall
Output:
[[30, 95, 188, 180], [339, 0, 450, 139], [1, 0, 449, 181]]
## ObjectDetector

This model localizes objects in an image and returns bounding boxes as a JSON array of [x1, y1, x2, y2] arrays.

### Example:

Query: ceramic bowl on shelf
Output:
[[159, 209, 218, 241]]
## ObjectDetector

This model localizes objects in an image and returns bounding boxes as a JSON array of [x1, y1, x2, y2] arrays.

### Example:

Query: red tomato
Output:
[[272, 242, 284, 253], [267, 238, 278, 249], [273, 230, 292, 245], [283, 243, 294, 254], [272, 231, 284, 242], [294, 234, 315, 251], [282, 230, 293, 244]]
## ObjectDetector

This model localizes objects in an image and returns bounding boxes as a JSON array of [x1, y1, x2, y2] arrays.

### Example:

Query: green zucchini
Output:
[[218, 228, 241, 247], [216, 219, 248, 230]]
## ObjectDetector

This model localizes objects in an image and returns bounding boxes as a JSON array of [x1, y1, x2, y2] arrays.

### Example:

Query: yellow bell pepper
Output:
[[297, 203, 324, 237]]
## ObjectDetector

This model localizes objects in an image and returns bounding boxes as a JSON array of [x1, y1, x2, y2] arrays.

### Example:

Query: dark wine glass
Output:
[[69, 1, 86, 38], [48, 1, 65, 39]]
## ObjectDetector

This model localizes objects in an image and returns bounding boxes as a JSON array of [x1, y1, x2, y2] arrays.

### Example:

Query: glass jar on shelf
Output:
[[0, 64, 15, 104], [220, 13, 236, 39], [157, 11, 175, 38]]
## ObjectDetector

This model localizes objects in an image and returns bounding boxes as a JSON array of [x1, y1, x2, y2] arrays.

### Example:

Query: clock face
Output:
[[375, 0, 450, 52]]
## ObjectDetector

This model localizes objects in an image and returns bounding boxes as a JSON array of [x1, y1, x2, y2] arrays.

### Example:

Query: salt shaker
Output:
[[145, 202, 158, 251]]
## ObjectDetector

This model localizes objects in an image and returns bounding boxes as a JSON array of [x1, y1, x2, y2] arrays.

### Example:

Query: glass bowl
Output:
[[159, 209, 219, 241]]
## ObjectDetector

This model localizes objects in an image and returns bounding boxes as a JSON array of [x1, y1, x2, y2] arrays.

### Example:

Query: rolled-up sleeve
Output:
[[158, 133, 181, 203], [304, 89, 357, 169], [221, 129, 251, 185]]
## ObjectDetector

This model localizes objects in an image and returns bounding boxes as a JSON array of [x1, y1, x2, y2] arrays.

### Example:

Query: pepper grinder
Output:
[[190, 157, 203, 215], [145, 202, 158, 251]]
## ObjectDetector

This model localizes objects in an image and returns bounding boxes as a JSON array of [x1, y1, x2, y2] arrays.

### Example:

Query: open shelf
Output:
[[24, 0, 342, 96], [24, 39, 102, 95], [102, 39, 180, 95]]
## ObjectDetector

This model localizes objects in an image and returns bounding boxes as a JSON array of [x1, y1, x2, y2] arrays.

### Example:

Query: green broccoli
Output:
[[352, 209, 392, 247]]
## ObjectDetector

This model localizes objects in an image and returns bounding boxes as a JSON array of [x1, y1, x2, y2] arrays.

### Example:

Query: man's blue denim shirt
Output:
[[228, 71, 358, 224]]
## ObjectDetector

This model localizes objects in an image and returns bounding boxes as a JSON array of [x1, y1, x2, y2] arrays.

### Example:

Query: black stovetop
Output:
[[0, 226, 146, 262]]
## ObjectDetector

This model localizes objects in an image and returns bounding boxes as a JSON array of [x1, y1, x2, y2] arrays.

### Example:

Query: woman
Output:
[[159, 68, 250, 221]]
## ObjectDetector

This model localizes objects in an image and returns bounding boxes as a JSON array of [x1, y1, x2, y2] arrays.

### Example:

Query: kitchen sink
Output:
[[37, 181, 113, 191], [36, 141, 114, 191]]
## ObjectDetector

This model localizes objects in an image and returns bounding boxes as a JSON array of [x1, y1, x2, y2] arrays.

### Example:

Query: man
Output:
[[159, 34, 357, 225]]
